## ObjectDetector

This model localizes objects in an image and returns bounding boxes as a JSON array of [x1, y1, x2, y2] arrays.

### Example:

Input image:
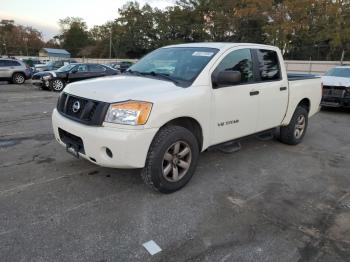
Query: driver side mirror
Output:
[[215, 70, 241, 87], [71, 69, 78, 74]]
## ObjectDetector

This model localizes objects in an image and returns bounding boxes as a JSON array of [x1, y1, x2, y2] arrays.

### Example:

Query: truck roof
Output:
[[164, 42, 278, 51]]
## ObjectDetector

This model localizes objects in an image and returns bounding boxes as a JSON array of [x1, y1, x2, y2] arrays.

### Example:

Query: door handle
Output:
[[280, 86, 287, 91], [250, 90, 259, 96]]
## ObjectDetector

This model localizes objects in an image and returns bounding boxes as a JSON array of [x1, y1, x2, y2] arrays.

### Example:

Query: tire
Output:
[[12, 73, 25, 84], [51, 79, 65, 92], [279, 106, 308, 145], [40, 80, 51, 90], [141, 125, 199, 194]]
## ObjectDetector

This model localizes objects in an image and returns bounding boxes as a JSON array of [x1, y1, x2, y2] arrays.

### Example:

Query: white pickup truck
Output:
[[52, 43, 322, 193]]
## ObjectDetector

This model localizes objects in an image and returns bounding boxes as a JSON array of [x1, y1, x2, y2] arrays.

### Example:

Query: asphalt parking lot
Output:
[[0, 82, 349, 262]]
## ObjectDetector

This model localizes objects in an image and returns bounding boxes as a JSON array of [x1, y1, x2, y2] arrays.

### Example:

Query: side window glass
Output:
[[3, 60, 16, 66], [77, 65, 88, 72], [256, 49, 281, 81], [213, 48, 253, 85], [11, 61, 20, 66], [89, 64, 106, 72], [0, 60, 5, 67]]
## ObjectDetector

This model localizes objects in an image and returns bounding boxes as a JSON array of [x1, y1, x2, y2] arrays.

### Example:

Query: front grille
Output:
[[57, 93, 109, 126], [323, 86, 346, 97]]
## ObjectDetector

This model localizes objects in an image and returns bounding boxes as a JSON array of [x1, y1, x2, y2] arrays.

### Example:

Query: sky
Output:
[[0, 0, 175, 40]]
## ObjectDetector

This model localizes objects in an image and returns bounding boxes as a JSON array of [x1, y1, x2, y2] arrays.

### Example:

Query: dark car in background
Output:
[[107, 61, 134, 72], [34, 60, 77, 73], [32, 63, 119, 92], [0, 58, 32, 84]]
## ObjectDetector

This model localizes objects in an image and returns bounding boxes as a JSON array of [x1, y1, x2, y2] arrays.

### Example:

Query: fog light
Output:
[[105, 147, 113, 158]]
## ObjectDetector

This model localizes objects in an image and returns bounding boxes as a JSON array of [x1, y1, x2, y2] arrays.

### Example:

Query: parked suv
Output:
[[0, 58, 31, 84]]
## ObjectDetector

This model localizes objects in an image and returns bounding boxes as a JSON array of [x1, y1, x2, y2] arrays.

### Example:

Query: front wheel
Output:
[[50, 79, 65, 92], [141, 125, 199, 194], [279, 106, 308, 145]]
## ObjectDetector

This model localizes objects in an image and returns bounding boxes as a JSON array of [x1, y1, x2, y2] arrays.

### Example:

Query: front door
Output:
[[68, 64, 89, 82]]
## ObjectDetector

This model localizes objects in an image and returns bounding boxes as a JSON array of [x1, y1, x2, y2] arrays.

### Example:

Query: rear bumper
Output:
[[52, 109, 158, 168]]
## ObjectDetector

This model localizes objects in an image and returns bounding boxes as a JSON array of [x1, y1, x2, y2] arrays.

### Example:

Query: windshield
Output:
[[57, 64, 76, 72], [128, 47, 219, 86], [325, 68, 350, 78]]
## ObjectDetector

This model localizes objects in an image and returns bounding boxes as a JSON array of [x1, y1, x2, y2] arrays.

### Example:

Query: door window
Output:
[[213, 48, 254, 86], [76, 64, 88, 72], [3, 60, 20, 66], [53, 61, 63, 67], [89, 64, 106, 72], [255, 49, 281, 81]]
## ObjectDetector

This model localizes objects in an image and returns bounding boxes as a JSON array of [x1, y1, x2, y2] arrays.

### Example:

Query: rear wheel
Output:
[[141, 125, 199, 193], [51, 79, 65, 92], [12, 73, 25, 84], [279, 106, 308, 145]]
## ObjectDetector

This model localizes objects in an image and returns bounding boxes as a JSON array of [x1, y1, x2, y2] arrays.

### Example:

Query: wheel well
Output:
[[165, 117, 203, 151], [298, 98, 310, 113], [12, 71, 25, 78]]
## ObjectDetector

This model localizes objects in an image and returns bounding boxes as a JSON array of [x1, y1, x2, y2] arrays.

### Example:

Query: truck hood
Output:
[[64, 75, 182, 102], [322, 76, 350, 87]]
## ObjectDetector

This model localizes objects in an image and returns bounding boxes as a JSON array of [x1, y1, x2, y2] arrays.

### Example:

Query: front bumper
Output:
[[321, 86, 350, 107], [321, 96, 350, 107], [52, 109, 158, 168], [31, 79, 50, 89]]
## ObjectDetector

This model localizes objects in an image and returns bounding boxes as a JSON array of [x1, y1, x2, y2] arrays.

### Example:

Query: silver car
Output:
[[0, 58, 31, 84]]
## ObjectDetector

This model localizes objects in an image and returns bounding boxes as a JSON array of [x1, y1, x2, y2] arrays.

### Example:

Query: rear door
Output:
[[211, 48, 260, 145], [0, 60, 19, 78], [88, 64, 107, 78], [252, 49, 289, 131], [0, 60, 7, 78]]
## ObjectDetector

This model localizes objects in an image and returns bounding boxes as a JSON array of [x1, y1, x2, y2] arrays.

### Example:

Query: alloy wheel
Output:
[[52, 80, 64, 91], [162, 141, 192, 182], [294, 115, 306, 139], [14, 74, 25, 84]]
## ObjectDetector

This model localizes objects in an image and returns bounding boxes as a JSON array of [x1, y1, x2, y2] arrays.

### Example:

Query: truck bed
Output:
[[287, 73, 320, 81]]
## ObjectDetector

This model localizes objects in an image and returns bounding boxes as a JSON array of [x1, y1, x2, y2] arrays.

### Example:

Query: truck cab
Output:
[[52, 43, 322, 193]]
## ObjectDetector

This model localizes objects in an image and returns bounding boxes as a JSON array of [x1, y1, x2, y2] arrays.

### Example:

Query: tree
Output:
[[0, 19, 44, 56], [58, 17, 91, 57]]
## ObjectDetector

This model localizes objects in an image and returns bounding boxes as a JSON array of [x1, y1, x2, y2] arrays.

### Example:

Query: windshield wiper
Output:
[[126, 70, 180, 85], [125, 69, 144, 76], [141, 71, 179, 84]]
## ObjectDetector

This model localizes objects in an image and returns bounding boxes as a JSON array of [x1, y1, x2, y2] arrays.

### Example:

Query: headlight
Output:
[[43, 75, 52, 80], [105, 101, 153, 125]]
